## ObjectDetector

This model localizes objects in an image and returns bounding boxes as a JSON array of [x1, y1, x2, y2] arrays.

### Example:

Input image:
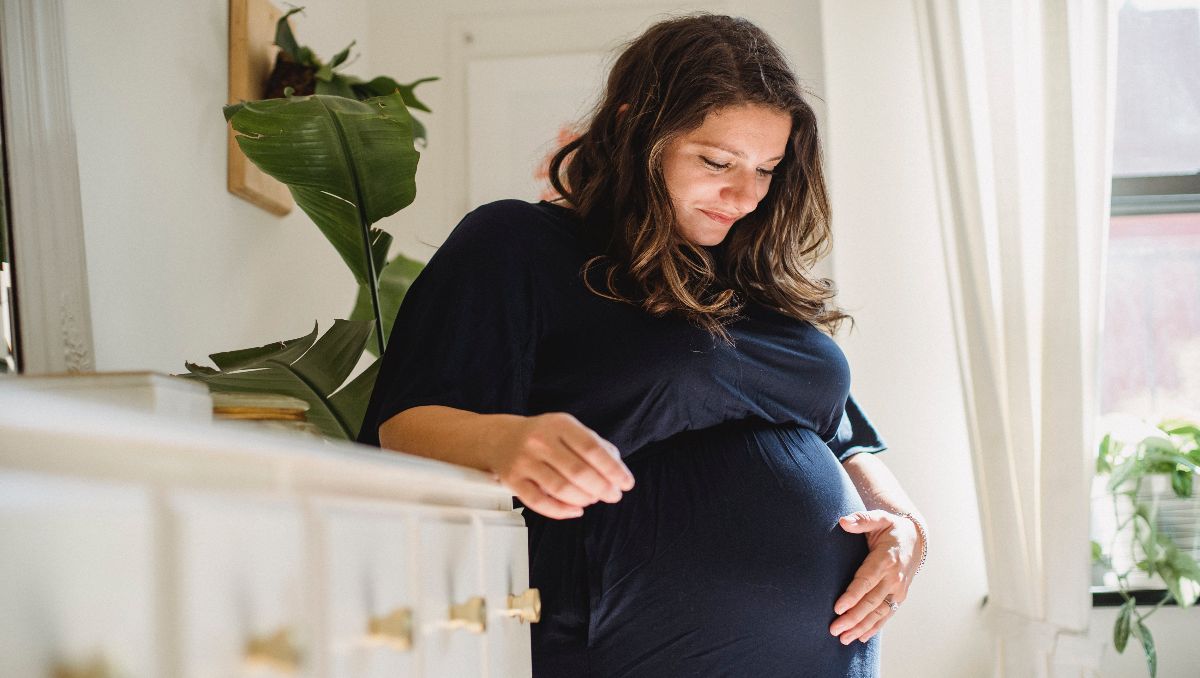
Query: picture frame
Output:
[[227, 0, 293, 216]]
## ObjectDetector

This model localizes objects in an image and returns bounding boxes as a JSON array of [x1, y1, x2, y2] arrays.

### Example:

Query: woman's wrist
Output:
[[475, 413, 530, 475], [895, 511, 928, 576]]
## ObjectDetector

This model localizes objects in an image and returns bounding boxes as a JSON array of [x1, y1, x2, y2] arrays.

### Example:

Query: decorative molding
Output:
[[0, 0, 95, 373], [59, 290, 90, 372]]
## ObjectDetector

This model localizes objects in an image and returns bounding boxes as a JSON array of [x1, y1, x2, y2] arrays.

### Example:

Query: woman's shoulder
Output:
[[441, 198, 584, 258]]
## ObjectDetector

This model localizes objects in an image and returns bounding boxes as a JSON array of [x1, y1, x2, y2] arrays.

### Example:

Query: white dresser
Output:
[[0, 376, 537, 678]]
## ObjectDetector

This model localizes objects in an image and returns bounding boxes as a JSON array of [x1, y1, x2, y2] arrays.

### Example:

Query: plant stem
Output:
[[1135, 591, 1175, 623], [319, 98, 387, 354], [359, 227, 385, 355]]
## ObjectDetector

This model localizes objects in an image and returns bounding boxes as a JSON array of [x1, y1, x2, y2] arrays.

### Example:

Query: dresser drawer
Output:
[[312, 498, 417, 678], [481, 516, 534, 678], [0, 471, 157, 678], [170, 491, 310, 678], [416, 512, 485, 677]]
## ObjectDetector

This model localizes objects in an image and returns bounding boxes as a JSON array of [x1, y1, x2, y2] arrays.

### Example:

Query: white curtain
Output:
[[913, 1, 1118, 676]]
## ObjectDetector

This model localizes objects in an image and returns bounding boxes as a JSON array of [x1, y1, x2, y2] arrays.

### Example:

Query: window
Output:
[[1090, 0, 1200, 604]]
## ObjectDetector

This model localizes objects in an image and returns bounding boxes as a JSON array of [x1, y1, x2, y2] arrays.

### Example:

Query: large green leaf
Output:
[[224, 92, 419, 286], [207, 323, 319, 372], [289, 319, 373, 395], [329, 357, 381, 439], [351, 76, 436, 144], [350, 253, 425, 355], [178, 320, 375, 440]]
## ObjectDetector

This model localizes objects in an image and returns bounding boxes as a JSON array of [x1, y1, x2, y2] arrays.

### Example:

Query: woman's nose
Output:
[[722, 171, 759, 214]]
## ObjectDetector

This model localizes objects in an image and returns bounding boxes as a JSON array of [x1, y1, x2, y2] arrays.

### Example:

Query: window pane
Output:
[[1099, 212, 1200, 417], [1113, 0, 1200, 177]]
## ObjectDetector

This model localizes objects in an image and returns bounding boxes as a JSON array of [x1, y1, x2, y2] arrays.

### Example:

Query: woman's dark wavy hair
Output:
[[547, 13, 851, 343]]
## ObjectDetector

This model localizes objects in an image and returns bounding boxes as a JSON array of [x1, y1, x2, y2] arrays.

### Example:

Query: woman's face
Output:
[[661, 103, 792, 246]]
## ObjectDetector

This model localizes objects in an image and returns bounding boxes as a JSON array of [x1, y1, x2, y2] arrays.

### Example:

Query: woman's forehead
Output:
[[679, 106, 791, 159]]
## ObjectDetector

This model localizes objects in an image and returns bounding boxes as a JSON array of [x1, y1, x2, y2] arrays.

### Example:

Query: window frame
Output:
[[1091, 173, 1199, 608], [1111, 173, 1200, 216]]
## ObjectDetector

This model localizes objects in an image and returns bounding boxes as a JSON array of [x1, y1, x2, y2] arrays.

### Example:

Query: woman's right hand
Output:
[[490, 412, 635, 520]]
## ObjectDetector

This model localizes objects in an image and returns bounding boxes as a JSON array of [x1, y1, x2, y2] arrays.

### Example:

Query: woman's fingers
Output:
[[526, 459, 605, 507], [834, 579, 895, 644], [857, 612, 890, 643], [509, 477, 584, 520], [543, 437, 623, 502], [556, 421, 635, 492], [495, 412, 634, 520], [832, 551, 888, 617]]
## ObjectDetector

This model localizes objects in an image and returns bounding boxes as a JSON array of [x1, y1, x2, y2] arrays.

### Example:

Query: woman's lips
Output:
[[700, 209, 735, 226]]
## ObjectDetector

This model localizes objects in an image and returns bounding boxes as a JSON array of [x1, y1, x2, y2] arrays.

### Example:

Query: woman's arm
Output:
[[841, 452, 924, 522], [828, 452, 927, 645], [379, 406, 634, 520], [379, 405, 523, 472]]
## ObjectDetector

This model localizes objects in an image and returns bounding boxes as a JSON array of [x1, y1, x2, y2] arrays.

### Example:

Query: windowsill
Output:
[[1091, 586, 1184, 608]]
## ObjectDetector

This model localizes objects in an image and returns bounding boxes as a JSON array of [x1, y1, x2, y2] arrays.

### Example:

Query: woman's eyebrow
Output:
[[694, 142, 784, 163]]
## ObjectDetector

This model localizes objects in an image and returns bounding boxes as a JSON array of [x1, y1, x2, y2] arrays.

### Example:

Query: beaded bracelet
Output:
[[896, 511, 928, 576]]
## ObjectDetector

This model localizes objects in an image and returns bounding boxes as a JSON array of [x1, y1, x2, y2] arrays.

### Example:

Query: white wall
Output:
[[63, 0, 372, 372]]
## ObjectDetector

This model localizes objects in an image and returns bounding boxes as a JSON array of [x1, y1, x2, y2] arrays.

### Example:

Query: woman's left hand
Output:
[[828, 510, 923, 645]]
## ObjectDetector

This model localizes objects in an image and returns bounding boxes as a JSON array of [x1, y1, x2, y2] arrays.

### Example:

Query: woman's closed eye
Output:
[[701, 156, 776, 177]]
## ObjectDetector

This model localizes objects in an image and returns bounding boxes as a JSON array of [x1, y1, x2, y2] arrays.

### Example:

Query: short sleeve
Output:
[[356, 201, 542, 446], [826, 393, 888, 463]]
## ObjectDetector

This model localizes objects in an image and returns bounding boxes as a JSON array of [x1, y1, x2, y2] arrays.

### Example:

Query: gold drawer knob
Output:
[[367, 607, 413, 650], [448, 595, 487, 633], [53, 656, 110, 678], [504, 588, 542, 623], [244, 627, 300, 672]]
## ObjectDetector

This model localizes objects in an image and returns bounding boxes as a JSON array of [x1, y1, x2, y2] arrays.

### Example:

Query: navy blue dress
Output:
[[358, 199, 888, 677]]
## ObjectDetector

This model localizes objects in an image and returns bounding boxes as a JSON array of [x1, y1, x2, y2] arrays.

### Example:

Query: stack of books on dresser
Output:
[[210, 391, 323, 437], [0, 372, 325, 438]]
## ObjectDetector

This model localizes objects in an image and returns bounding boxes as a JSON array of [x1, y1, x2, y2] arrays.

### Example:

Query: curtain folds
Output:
[[912, 1, 1118, 675]]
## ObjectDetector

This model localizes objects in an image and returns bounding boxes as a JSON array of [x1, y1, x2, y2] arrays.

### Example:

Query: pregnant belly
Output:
[[579, 419, 877, 677]]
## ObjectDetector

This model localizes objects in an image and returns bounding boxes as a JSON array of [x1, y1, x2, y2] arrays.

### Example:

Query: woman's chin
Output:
[[681, 226, 729, 247]]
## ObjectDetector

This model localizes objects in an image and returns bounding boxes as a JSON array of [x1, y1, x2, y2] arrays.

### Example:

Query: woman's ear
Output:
[[617, 103, 631, 115]]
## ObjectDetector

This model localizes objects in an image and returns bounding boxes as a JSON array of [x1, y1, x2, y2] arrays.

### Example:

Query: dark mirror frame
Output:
[[1, 76, 16, 373]]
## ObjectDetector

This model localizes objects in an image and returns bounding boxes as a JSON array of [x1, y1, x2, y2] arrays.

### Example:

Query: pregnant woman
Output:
[[358, 13, 928, 677]]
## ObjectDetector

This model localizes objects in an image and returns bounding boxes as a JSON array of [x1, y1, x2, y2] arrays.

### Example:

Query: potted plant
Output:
[[1091, 414, 1200, 677], [179, 8, 432, 440]]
